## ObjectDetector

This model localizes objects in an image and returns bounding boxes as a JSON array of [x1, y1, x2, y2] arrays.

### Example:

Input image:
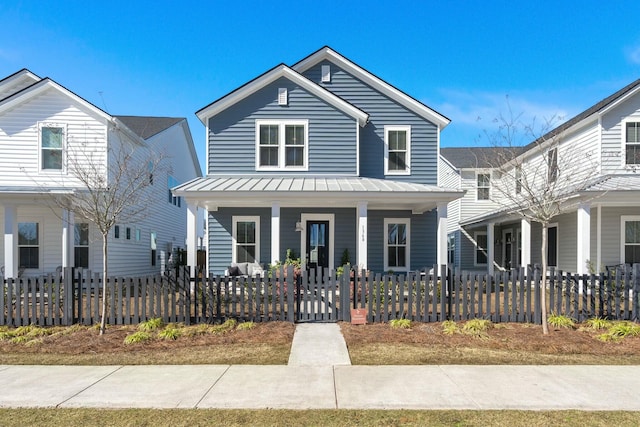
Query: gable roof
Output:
[[115, 116, 184, 140], [440, 147, 525, 169], [293, 46, 451, 129], [196, 63, 369, 126], [0, 68, 41, 101]]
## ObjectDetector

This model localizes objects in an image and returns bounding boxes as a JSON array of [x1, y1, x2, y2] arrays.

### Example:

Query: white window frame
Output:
[[384, 125, 411, 175], [622, 119, 640, 166], [18, 220, 41, 270], [474, 231, 488, 266], [384, 218, 410, 272], [620, 215, 640, 264], [321, 65, 331, 83], [255, 119, 309, 171], [38, 122, 66, 173], [74, 222, 90, 269], [476, 172, 490, 201], [547, 147, 558, 182], [232, 216, 260, 264]]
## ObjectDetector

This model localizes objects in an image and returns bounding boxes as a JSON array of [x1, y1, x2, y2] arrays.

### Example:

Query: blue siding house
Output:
[[175, 47, 462, 275]]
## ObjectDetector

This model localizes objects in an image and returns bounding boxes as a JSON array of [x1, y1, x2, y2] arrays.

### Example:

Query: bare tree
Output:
[[50, 126, 167, 335], [481, 104, 599, 334]]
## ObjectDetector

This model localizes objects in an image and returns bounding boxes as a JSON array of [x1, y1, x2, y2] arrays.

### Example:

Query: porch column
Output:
[[271, 202, 280, 265], [577, 202, 591, 274], [487, 222, 495, 275], [436, 202, 448, 267], [186, 202, 198, 273], [357, 201, 368, 271], [521, 218, 531, 271], [3, 205, 17, 278], [61, 209, 75, 269]]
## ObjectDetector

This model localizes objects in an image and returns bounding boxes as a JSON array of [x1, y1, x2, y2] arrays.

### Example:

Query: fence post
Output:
[[63, 267, 74, 325], [634, 263, 640, 321], [342, 268, 351, 322]]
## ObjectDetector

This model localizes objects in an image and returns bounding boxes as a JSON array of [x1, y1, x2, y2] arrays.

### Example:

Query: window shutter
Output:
[[321, 65, 331, 82], [278, 88, 288, 105]]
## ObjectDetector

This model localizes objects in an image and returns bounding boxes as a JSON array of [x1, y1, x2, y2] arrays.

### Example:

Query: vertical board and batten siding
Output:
[[207, 77, 358, 175], [208, 208, 271, 275], [601, 95, 640, 174], [302, 60, 439, 185], [0, 88, 108, 187]]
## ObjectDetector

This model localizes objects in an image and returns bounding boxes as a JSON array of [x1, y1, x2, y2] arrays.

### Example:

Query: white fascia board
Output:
[[0, 69, 41, 94], [599, 85, 640, 116], [196, 65, 369, 126], [293, 47, 450, 129]]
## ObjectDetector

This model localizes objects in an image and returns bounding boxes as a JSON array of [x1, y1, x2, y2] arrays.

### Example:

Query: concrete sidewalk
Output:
[[1, 364, 640, 410], [288, 323, 351, 366]]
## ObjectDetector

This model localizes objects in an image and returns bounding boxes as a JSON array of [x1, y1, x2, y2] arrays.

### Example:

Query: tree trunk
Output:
[[99, 233, 108, 335], [540, 223, 549, 335]]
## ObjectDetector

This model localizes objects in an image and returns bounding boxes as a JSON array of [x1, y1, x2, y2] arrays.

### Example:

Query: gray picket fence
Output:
[[2, 265, 639, 327]]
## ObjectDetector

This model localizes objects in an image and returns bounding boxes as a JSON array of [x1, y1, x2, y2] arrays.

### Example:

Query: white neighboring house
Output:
[[441, 78, 640, 274], [0, 69, 202, 278]]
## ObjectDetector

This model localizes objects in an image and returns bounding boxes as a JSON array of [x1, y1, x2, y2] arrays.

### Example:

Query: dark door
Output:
[[504, 231, 512, 270], [547, 226, 558, 267], [306, 221, 329, 271]]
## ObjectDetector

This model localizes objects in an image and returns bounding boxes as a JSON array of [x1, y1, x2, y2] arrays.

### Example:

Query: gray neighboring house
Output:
[[440, 78, 640, 274], [175, 46, 463, 275]]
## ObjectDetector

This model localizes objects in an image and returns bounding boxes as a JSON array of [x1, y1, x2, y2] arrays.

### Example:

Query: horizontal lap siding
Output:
[[208, 77, 357, 175], [601, 206, 640, 268], [303, 61, 438, 185], [601, 95, 640, 174]]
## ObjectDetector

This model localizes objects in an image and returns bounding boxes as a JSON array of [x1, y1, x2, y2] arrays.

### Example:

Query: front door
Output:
[[306, 220, 329, 271], [503, 230, 513, 270]]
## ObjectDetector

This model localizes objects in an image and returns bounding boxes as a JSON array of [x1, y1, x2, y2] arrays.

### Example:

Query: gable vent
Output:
[[278, 87, 288, 105], [321, 65, 331, 83]]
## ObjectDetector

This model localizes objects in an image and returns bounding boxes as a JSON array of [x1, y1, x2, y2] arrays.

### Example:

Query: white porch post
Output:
[[436, 202, 448, 267], [521, 218, 531, 272], [186, 202, 198, 273], [487, 222, 495, 275], [61, 209, 75, 269], [271, 202, 280, 265], [3, 205, 17, 278], [577, 202, 591, 275], [357, 201, 368, 271]]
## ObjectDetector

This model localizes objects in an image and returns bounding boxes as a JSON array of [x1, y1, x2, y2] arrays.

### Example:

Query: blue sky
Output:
[[2, 1, 640, 170]]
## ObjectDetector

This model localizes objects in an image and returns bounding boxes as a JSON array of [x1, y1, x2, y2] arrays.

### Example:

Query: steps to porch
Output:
[[288, 323, 351, 366]]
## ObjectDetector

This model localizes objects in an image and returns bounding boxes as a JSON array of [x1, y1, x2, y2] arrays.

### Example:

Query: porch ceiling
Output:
[[174, 176, 464, 213]]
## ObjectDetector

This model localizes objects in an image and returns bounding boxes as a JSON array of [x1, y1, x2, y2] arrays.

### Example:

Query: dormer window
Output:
[[256, 120, 308, 171]]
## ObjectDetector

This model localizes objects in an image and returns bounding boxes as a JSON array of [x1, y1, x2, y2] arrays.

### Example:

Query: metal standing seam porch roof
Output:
[[173, 176, 464, 212]]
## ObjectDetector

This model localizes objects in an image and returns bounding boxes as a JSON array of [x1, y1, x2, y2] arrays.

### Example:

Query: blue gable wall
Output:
[[208, 77, 358, 175], [302, 60, 439, 185]]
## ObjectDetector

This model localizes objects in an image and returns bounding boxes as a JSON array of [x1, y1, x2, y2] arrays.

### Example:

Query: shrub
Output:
[[138, 318, 164, 332], [462, 319, 492, 338], [547, 313, 575, 329], [158, 325, 182, 341], [389, 319, 412, 329], [582, 317, 611, 331], [212, 319, 237, 334], [442, 320, 459, 335], [237, 321, 256, 331], [597, 321, 640, 342], [124, 331, 152, 345]]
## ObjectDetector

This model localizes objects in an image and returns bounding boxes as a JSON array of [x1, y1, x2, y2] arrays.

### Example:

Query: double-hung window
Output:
[[74, 223, 89, 268], [233, 216, 260, 263], [18, 222, 39, 269], [477, 173, 490, 200], [256, 120, 308, 170], [474, 231, 487, 266], [40, 124, 64, 171], [384, 218, 410, 272], [547, 148, 558, 182], [622, 216, 640, 264], [384, 125, 411, 175], [625, 121, 640, 165]]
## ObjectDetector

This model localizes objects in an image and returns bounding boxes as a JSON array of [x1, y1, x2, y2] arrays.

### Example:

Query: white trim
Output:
[[232, 216, 260, 264], [521, 218, 531, 268], [255, 119, 309, 171], [383, 218, 411, 272], [620, 215, 640, 264], [277, 88, 288, 105], [321, 65, 330, 83], [474, 230, 488, 267], [196, 64, 368, 126], [436, 203, 448, 266], [38, 122, 67, 174], [271, 202, 280, 265], [621, 117, 640, 168], [576, 203, 591, 274], [300, 213, 334, 271], [292, 47, 450, 128], [17, 218, 43, 273], [357, 202, 368, 270], [476, 171, 490, 201], [384, 125, 411, 176], [596, 204, 602, 269], [356, 122, 360, 176]]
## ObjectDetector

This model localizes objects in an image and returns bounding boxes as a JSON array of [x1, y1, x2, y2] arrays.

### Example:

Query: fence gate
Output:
[[295, 269, 342, 322]]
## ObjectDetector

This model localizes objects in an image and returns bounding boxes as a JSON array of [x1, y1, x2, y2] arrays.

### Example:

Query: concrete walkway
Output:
[[1, 364, 640, 410], [1, 324, 640, 410]]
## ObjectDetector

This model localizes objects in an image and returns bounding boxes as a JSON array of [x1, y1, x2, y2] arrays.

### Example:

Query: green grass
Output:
[[0, 409, 639, 427]]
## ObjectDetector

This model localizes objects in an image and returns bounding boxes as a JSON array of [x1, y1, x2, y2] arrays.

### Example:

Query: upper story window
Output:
[[39, 124, 65, 171], [167, 176, 181, 207], [515, 166, 522, 194], [256, 120, 308, 171], [384, 125, 411, 175], [477, 173, 490, 200], [625, 121, 640, 165], [547, 148, 558, 182]]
